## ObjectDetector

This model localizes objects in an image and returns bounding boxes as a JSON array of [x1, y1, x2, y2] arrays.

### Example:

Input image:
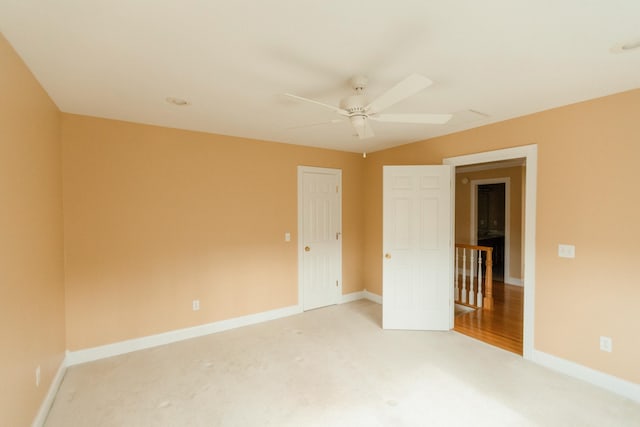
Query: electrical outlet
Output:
[[192, 299, 200, 311], [35, 365, 41, 387], [558, 244, 576, 258], [599, 336, 612, 352]]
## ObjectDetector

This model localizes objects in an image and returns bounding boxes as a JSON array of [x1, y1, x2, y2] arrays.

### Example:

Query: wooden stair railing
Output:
[[455, 244, 494, 310]]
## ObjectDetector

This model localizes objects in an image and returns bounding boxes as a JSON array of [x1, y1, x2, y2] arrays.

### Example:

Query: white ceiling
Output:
[[1, 1, 639, 153]]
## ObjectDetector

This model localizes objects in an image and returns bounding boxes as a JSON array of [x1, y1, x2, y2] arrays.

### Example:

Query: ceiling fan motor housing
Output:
[[340, 94, 368, 115]]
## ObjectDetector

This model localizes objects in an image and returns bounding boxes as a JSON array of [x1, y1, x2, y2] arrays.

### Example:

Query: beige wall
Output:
[[3, 28, 639, 420], [62, 114, 365, 350], [364, 89, 640, 384], [456, 166, 524, 280], [0, 34, 66, 426]]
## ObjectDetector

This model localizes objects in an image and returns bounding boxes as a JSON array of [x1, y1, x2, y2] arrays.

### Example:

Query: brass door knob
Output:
[[304, 246, 311, 252], [384, 253, 391, 259]]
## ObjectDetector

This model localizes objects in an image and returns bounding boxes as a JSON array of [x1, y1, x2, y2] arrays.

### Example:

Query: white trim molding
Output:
[[444, 144, 537, 360], [340, 290, 381, 304], [341, 291, 365, 303], [66, 304, 302, 366], [32, 359, 67, 427], [363, 290, 382, 304], [67, 291, 380, 367], [533, 350, 640, 403], [506, 277, 523, 286]]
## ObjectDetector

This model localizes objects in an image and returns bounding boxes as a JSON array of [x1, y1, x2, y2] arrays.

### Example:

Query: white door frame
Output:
[[444, 144, 537, 360], [470, 177, 512, 284], [297, 166, 342, 310]]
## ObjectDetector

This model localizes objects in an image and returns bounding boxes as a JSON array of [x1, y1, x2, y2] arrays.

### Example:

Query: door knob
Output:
[[305, 246, 311, 252], [385, 253, 391, 259]]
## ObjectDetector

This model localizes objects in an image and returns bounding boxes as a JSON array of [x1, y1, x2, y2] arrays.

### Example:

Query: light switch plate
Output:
[[285, 232, 291, 242], [558, 244, 575, 258]]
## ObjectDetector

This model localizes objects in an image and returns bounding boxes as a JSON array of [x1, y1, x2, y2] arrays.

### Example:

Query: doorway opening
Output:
[[473, 180, 508, 282], [454, 161, 523, 354], [477, 182, 506, 280], [444, 145, 536, 360]]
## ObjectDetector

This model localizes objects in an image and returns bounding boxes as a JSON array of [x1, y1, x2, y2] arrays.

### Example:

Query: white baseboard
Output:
[[363, 290, 382, 304], [32, 358, 67, 427], [41, 300, 640, 424], [341, 291, 365, 303], [66, 304, 302, 366], [340, 290, 382, 304], [505, 277, 523, 286], [533, 350, 640, 403]]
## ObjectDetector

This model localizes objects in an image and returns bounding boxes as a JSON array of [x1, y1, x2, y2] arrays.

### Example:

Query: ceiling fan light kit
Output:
[[285, 73, 453, 140], [349, 114, 374, 139]]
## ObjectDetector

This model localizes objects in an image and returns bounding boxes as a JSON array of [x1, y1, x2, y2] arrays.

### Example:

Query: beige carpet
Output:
[[45, 300, 640, 426]]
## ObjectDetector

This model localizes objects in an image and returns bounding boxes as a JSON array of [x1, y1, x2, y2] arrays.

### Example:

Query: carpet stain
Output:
[[64, 390, 76, 403]]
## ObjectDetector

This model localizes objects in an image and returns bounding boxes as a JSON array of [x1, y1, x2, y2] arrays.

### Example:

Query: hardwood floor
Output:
[[454, 281, 523, 355]]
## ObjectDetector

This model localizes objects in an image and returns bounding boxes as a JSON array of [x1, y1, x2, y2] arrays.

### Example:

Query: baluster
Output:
[[469, 250, 475, 306], [455, 247, 459, 303], [477, 249, 483, 308], [462, 249, 467, 303]]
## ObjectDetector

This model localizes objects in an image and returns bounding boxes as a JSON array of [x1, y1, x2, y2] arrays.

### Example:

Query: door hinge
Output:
[[336, 280, 339, 287], [336, 185, 339, 193]]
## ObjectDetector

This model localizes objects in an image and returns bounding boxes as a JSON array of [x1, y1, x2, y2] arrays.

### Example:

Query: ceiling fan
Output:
[[285, 74, 452, 139]]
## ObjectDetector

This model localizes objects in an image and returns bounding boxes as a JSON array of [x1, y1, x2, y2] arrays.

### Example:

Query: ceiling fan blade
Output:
[[350, 116, 375, 139], [366, 74, 433, 114], [370, 113, 452, 124], [284, 93, 349, 116]]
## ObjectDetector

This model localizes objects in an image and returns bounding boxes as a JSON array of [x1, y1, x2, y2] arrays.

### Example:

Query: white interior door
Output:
[[383, 165, 453, 330], [298, 166, 342, 311]]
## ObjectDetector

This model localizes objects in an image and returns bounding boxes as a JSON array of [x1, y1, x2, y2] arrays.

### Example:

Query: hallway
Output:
[[454, 281, 523, 355]]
